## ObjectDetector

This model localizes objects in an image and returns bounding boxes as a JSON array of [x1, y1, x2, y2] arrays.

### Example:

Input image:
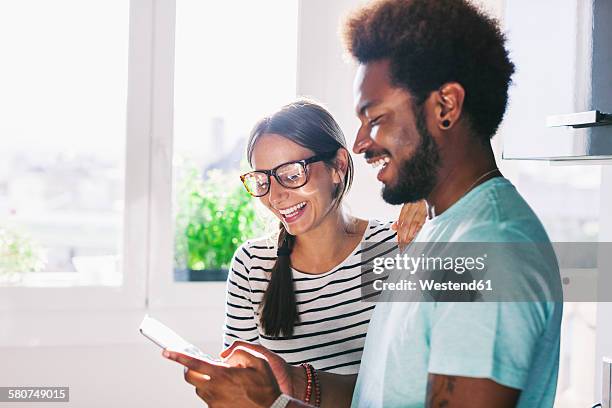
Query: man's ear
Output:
[[433, 82, 466, 131], [332, 148, 350, 183]]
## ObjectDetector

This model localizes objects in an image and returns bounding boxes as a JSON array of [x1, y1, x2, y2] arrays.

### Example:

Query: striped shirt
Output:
[[223, 219, 397, 375]]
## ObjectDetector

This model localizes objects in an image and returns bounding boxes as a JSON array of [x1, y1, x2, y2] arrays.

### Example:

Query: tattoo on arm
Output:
[[426, 375, 456, 408]]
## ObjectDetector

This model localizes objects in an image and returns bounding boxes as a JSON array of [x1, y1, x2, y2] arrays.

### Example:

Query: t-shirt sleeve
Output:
[[427, 301, 553, 390], [426, 222, 559, 390], [223, 244, 260, 348]]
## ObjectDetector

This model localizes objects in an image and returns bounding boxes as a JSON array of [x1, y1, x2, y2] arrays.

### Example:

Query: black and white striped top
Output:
[[223, 219, 397, 375]]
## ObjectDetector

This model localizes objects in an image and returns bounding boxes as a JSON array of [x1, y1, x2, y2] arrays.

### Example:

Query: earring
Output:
[[441, 119, 451, 128]]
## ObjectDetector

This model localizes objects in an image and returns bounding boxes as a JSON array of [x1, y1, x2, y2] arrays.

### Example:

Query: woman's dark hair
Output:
[[246, 99, 354, 338], [342, 0, 515, 142]]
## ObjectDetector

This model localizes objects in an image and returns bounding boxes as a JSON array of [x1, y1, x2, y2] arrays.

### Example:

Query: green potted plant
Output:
[[174, 160, 267, 281], [0, 226, 47, 285]]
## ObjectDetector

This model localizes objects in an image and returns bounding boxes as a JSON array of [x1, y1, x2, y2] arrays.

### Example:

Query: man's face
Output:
[[352, 60, 440, 204]]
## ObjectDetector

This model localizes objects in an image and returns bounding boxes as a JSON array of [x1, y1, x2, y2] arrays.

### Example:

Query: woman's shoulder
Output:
[[363, 219, 396, 242], [232, 234, 278, 263]]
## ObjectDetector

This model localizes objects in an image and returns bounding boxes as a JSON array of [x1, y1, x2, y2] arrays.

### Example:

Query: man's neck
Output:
[[426, 142, 500, 218]]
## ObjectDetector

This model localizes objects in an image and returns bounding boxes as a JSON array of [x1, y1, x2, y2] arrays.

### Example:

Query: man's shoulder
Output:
[[457, 178, 550, 244]]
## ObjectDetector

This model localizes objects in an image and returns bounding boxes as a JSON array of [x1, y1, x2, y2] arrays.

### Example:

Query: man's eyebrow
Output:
[[357, 99, 381, 116]]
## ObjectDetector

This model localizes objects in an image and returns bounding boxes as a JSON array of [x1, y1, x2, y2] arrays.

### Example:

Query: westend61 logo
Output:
[[361, 242, 600, 302], [372, 253, 488, 275]]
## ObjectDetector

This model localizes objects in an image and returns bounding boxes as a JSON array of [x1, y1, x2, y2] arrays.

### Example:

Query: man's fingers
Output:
[[224, 347, 268, 370], [184, 368, 212, 386], [220, 340, 270, 359], [195, 386, 213, 404], [163, 349, 224, 377], [220, 340, 249, 358]]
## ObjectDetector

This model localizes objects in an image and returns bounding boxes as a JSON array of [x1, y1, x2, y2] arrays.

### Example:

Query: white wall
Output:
[[2, 1, 610, 408], [298, 0, 612, 406], [0, 343, 207, 408], [0, 307, 224, 408], [297, 0, 400, 222], [0, 3, 385, 408], [296, 0, 503, 222], [596, 165, 612, 401]]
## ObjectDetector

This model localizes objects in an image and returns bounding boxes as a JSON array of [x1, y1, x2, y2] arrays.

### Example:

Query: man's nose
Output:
[[353, 126, 372, 155]]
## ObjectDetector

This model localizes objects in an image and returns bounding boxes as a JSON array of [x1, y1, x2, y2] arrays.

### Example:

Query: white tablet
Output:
[[139, 314, 221, 363]]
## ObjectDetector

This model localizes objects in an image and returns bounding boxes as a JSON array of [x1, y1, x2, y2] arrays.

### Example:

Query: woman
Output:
[[225, 100, 425, 376]]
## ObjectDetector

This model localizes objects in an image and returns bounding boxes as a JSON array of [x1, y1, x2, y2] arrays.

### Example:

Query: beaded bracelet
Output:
[[301, 363, 312, 403], [312, 364, 321, 407], [300, 363, 321, 407]]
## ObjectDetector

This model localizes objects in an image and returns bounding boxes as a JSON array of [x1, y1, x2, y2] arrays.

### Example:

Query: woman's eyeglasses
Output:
[[240, 151, 337, 197]]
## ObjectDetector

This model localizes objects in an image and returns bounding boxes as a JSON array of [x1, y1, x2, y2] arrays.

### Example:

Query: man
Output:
[[164, 0, 562, 406]]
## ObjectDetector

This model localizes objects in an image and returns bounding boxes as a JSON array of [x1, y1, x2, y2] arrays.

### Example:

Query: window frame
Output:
[[0, 0, 158, 345], [145, 0, 229, 310], [0, 0, 299, 346], [0, 0, 390, 348], [147, 0, 302, 310]]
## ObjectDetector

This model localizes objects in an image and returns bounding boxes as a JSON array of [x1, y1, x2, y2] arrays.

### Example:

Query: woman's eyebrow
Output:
[[254, 156, 312, 171]]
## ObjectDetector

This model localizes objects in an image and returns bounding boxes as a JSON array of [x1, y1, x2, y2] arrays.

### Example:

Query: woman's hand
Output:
[[163, 345, 283, 408], [392, 200, 427, 250]]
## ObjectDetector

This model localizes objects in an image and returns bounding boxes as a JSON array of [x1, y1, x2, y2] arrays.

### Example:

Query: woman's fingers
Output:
[[407, 204, 426, 239], [396, 200, 427, 246], [409, 220, 425, 239]]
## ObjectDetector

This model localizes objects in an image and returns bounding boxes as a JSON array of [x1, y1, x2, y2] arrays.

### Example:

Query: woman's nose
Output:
[[268, 176, 289, 206]]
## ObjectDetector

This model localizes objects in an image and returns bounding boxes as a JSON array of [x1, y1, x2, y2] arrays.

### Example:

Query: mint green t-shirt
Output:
[[351, 177, 562, 407]]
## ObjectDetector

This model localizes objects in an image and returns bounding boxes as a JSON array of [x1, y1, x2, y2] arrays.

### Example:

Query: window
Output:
[[511, 162, 601, 242], [0, 0, 129, 287], [498, 156, 602, 407], [171, 0, 298, 282]]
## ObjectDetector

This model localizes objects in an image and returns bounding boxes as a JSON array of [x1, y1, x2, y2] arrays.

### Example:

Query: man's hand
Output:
[[392, 200, 427, 250], [223, 342, 357, 408], [165, 341, 354, 408], [163, 346, 282, 408], [221, 341, 300, 397], [426, 374, 520, 408]]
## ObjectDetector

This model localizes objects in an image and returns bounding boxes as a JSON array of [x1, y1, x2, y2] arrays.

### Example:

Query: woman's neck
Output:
[[290, 208, 366, 273]]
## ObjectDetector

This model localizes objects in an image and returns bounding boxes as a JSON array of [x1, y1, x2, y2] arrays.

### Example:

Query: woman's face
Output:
[[250, 133, 341, 236]]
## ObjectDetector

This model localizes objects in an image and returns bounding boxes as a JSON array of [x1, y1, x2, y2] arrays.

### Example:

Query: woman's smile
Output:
[[277, 201, 308, 223]]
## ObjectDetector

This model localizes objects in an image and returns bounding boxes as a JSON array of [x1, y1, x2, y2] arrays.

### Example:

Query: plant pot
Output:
[[174, 268, 229, 282]]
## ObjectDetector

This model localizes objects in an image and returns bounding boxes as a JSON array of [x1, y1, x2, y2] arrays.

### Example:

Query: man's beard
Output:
[[381, 106, 441, 205]]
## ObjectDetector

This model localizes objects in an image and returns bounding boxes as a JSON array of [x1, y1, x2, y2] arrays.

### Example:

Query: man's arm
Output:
[[425, 374, 520, 408], [316, 371, 356, 408], [289, 365, 356, 408], [286, 372, 356, 408]]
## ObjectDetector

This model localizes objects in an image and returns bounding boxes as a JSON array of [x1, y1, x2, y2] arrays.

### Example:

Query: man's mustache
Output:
[[364, 149, 391, 160]]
